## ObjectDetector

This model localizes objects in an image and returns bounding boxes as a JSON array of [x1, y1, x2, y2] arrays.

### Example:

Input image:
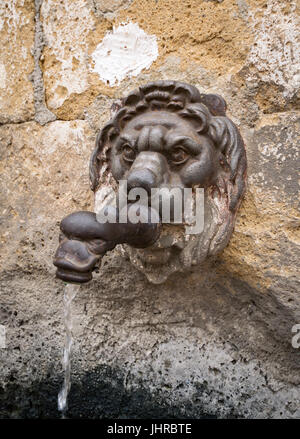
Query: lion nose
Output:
[[127, 151, 168, 195], [127, 168, 156, 195]]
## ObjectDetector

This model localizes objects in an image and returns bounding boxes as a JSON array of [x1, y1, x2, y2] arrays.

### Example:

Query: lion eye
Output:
[[170, 147, 189, 165], [122, 145, 136, 163]]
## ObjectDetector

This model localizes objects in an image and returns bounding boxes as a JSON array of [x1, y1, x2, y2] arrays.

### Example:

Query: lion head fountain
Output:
[[54, 81, 247, 284]]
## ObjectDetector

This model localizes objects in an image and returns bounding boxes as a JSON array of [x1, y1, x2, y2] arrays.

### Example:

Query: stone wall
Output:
[[0, 0, 299, 418]]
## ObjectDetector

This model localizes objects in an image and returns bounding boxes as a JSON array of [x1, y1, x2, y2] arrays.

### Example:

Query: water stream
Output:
[[58, 283, 80, 416]]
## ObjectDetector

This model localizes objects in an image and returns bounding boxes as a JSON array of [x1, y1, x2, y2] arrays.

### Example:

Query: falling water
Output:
[[58, 283, 80, 416]]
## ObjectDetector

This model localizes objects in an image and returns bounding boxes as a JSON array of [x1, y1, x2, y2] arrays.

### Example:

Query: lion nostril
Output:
[[127, 169, 157, 196]]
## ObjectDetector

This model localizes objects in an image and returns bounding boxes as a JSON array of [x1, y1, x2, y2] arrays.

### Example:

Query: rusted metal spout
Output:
[[53, 205, 161, 284]]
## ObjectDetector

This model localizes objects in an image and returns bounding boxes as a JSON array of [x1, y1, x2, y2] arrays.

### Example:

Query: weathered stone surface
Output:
[[39, 0, 257, 118], [221, 112, 300, 290], [40, 0, 97, 115], [31, 0, 56, 126], [92, 0, 133, 16], [0, 111, 299, 418], [247, 1, 300, 101], [0, 0, 299, 420], [40, 0, 299, 122], [0, 121, 94, 274], [0, 0, 35, 124]]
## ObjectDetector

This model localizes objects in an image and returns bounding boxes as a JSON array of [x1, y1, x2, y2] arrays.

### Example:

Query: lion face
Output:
[[108, 110, 224, 283], [91, 81, 247, 284], [109, 111, 221, 190]]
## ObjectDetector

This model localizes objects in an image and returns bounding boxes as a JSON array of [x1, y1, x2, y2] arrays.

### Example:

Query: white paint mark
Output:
[[91, 22, 158, 86], [248, 0, 300, 97], [0, 63, 6, 89]]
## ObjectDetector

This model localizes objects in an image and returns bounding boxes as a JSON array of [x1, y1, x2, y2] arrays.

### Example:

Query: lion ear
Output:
[[199, 94, 227, 116], [89, 100, 123, 192]]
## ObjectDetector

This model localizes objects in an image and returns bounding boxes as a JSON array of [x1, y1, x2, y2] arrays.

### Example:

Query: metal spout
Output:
[[53, 205, 161, 283]]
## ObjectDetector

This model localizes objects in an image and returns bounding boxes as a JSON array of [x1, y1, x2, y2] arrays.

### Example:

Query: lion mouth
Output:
[[55, 267, 93, 283], [133, 228, 186, 265]]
